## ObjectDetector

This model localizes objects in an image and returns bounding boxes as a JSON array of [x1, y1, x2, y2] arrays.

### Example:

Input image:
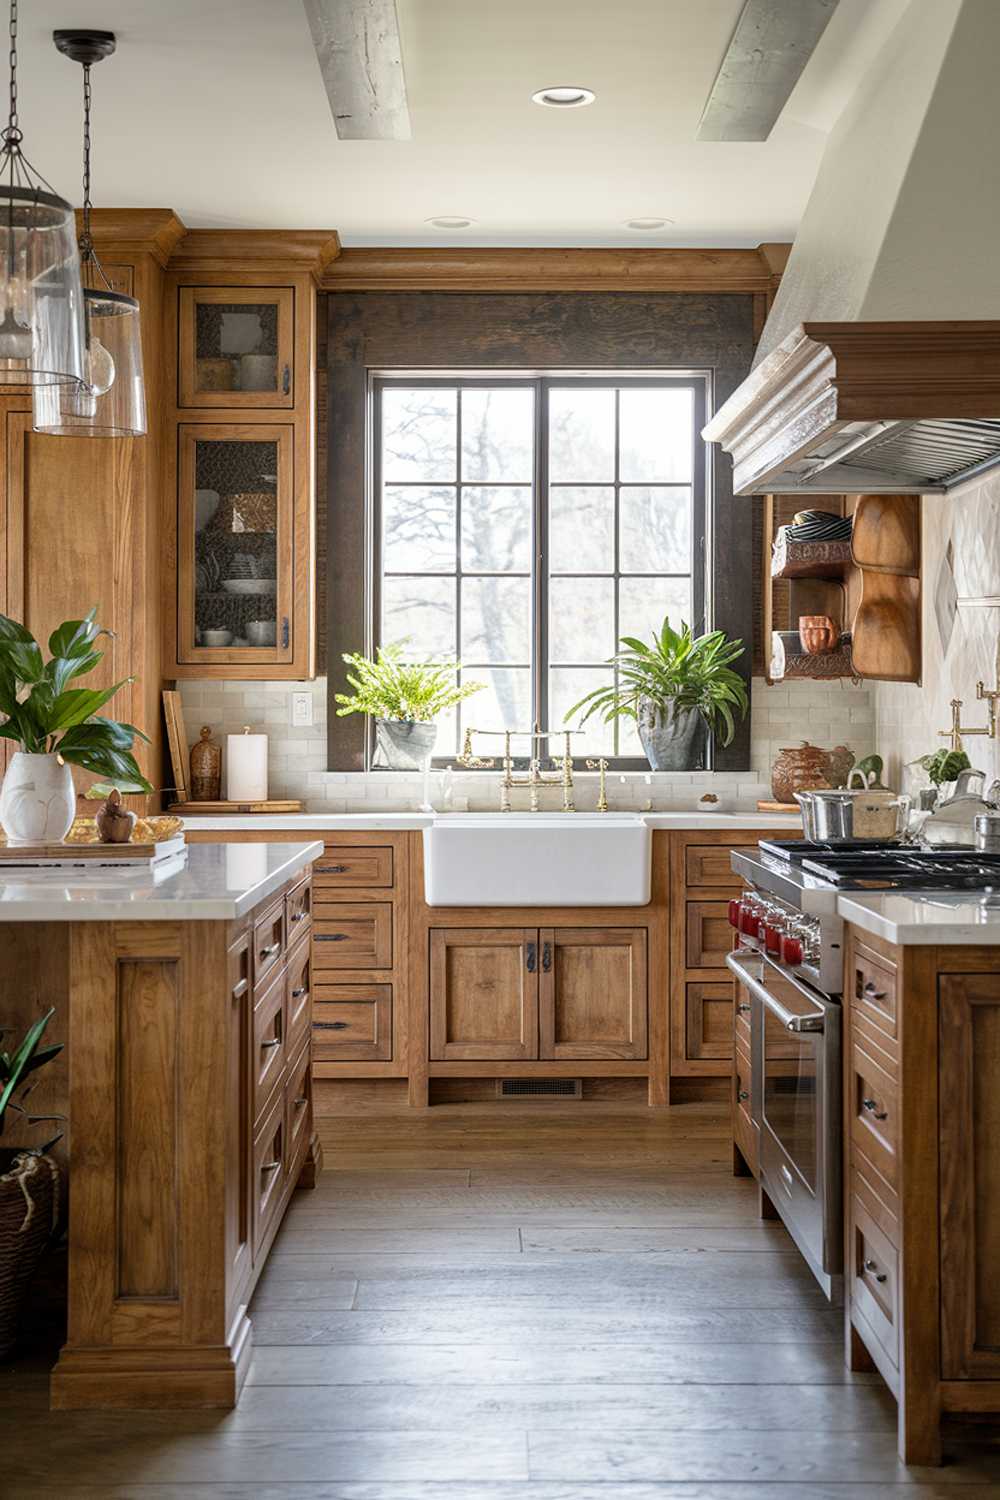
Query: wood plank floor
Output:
[[4, 1101, 1000, 1497]]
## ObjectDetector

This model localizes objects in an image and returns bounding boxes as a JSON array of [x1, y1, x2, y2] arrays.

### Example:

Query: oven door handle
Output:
[[726, 950, 825, 1034]]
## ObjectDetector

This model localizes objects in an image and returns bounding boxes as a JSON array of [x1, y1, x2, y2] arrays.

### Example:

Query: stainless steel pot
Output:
[[794, 787, 910, 843]]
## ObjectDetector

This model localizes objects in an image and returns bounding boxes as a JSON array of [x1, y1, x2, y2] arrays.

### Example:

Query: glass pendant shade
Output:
[[32, 284, 146, 436], [0, 186, 86, 385]]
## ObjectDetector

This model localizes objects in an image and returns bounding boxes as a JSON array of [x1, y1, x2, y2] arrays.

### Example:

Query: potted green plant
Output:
[[565, 617, 749, 771], [0, 1008, 63, 1357], [335, 641, 484, 770], [0, 609, 151, 846]]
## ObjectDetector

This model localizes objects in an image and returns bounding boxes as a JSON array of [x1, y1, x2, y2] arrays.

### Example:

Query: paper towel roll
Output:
[[227, 727, 268, 801]]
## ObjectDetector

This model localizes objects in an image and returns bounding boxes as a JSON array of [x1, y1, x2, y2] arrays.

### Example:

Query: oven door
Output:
[[726, 949, 842, 1303]]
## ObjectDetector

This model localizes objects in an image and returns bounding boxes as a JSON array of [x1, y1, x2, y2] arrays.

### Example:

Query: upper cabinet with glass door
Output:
[[178, 287, 295, 408]]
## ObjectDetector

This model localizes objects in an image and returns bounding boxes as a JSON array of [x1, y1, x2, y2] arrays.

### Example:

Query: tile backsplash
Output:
[[177, 677, 874, 812]]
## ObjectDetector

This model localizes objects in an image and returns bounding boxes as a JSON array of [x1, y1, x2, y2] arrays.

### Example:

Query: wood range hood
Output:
[[703, 320, 1000, 495]]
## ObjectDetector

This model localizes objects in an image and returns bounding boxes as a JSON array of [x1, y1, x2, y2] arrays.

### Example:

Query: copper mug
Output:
[[798, 614, 838, 654]]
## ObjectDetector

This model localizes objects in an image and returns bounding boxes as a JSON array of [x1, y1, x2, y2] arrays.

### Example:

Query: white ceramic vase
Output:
[[0, 752, 76, 846]]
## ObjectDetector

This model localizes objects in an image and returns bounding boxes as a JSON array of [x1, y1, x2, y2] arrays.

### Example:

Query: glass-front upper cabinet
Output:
[[177, 424, 295, 666], [178, 287, 295, 408]]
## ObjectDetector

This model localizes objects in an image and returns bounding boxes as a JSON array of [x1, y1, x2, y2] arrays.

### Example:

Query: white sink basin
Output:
[[423, 813, 651, 907]]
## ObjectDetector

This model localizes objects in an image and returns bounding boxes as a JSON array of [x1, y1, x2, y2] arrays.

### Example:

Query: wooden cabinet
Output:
[[685, 901, 733, 969], [313, 902, 393, 970], [686, 981, 733, 1060], [429, 925, 648, 1063], [178, 286, 296, 409], [313, 983, 392, 1062]]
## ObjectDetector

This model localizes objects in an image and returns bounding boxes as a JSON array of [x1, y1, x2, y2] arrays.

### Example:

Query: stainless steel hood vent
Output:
[[703, 321, 1000, 495]]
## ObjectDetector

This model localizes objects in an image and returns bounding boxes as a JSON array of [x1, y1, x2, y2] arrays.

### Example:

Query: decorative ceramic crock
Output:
[[0, 753, 76, 846], [637, 700, 703, 771], [770, 741, 856, 804], [375, 719, 438, 772]]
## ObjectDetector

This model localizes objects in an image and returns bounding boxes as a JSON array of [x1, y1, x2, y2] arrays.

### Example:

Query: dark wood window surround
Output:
[[325, 290, 756, 772]]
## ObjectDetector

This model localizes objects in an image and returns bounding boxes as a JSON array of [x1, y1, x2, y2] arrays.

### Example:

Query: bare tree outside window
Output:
[[375, 376, 706, 767]]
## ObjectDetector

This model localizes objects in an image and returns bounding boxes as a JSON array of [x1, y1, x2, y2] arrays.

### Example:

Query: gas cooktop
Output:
[[758, 840, 1000, 891]]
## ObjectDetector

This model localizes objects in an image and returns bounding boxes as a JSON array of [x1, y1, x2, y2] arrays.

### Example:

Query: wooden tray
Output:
[[0, 834, 186, 868], [169, 800, 304, 814]]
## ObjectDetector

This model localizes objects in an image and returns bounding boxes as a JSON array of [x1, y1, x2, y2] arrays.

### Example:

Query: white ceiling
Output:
[[16, 0, 909, 245]]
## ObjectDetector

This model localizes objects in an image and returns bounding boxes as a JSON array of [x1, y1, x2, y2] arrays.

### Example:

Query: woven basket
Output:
[[0, 1151, 59, 1358]]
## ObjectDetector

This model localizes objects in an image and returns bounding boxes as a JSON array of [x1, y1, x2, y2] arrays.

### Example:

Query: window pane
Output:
[[382, 486, 456, 573], [618, 576, 692, 646], [549, 487, 614, 574], [550, 667, 615, 755], [548, 388, 615, 482], [461, 388, 534, 482], [382, 575, 456, 657], [461, 486, 532, 572], [382, 388, 456, 481], [461, 576, 531, 663], [620, 486, 691, 574], [460, 667, 531, 735], [549, 576, 614, 663], [619, 388, 693, 482]]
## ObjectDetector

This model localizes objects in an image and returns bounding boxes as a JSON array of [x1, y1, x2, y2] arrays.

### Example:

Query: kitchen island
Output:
[[1, 840, 322, 1410]]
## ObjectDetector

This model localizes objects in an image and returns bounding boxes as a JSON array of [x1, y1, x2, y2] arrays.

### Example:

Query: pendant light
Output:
[[0, 0, 85, 385], [33, 29, 146, 437]]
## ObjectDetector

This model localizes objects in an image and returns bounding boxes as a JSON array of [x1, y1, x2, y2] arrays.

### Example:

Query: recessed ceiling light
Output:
[[425, 215, 476, 229], [532, 86, 595, 108], [625, 217, 674, 231]]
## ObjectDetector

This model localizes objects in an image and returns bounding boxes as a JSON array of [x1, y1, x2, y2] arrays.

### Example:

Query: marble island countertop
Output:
[[181, 811, 803, 832], [0, 840, 323, 921], [838, 889, 1000, 945]]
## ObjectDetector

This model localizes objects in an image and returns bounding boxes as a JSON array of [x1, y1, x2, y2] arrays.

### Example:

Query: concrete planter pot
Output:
[[374, 719, 438, 772], [636, 700, 705, 771]]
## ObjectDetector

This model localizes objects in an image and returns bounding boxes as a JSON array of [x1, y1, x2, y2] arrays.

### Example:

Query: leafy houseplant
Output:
[[0, 1008, 63, 1357], [918, 748, 971, 787], [335, 641, 484, 771], [566, 617, 750, 771], [0, 609, 151, 845]]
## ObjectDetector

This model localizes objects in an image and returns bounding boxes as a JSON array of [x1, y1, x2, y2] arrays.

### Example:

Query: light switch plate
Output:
[[290, 691, 313, 728]]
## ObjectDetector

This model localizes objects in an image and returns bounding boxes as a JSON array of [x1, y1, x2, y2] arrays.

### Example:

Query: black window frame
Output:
[[371, 371, 709, 771]]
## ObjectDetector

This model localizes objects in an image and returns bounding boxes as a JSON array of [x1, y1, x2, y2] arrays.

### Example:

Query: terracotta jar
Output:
[[190, 725, 222, 802], [771, 741, 849, 805], [798, 614, 839, 654]]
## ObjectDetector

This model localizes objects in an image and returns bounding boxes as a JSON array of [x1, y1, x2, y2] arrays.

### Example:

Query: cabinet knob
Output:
[[260, 1036, 282, 1051], [737, 1089, 749, 1102], [291, 910, 307, 922], [862, 980, 887, 1000], [862, 1097, 888, 1121], [294, 1095, 308, 1109], [291, 985, 308, 999], [863, 1257, 888, 1283], [261, 1159, 281, 1175], [737, 1002, 751, 1014], [259, 941, 281, 959]]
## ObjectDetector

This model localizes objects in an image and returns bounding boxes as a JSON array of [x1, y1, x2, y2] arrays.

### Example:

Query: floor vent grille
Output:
[[496, 1078, 582, 1099]]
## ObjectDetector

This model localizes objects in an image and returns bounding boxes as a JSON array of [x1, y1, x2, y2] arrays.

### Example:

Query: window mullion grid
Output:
[[613, 386, 622, 759], [535, 377, 548, 762], [454, 392, 463, 759]]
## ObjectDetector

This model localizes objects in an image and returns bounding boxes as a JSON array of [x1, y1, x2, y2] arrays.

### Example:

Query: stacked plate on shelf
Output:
[[785, 509, 853, 542]]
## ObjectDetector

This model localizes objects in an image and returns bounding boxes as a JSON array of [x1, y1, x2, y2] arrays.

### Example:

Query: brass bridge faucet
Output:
[[456, 725, 581, 812], [939, 635, 1000, 751]]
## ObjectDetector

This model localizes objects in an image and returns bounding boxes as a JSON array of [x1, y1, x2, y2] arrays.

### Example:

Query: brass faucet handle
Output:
[[455, 727, 494, 769], [586, 758, 609, 770]]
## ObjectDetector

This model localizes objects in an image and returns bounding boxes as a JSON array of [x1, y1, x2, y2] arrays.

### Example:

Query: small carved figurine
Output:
[[190, 725, 222, 802], [95, 788, 135, 844]]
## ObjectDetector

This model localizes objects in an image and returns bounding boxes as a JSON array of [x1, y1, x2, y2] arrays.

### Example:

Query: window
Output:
[[374, 375, 707, 767]]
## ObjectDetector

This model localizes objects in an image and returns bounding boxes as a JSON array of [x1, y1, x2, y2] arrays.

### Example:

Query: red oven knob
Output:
[[781, 932, 804, 967], [728, 897, 742, 929], [740, 902, 760, 937], [764, 918, 783, 958]]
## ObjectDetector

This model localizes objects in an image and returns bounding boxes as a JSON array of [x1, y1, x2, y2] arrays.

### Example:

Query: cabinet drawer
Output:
[[285, 1041, 312, 1170], [733, 1044, 757, 1176], [313, 904, 393, 970], [313, 984, 392, 1061], [851, 943, 898, 1042], [850, 1191, 899, 1370], [685, 981, 733, 1060], [685, 844, 758, 888], [286, 875, 312, 940], [253, 898, 286, 993], [850, 1040, 898, 1188], [252, 1092, 286, 1257], [685, 902, 734, 970], [253, 969, 286, 1122], [286, 941, 312, 1060], [314, 845, 394, 889], [734, 983, 752, 1053]]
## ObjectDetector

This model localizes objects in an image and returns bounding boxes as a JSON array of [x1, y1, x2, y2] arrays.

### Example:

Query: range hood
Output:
[[703, 319, 1000, 496]]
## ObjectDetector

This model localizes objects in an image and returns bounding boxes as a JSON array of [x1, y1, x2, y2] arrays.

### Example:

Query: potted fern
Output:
[[0, 1008, 63, 1356], [566, 617, 749, 771], [335, 641, 484, 770], [0, 609, 151, 846]]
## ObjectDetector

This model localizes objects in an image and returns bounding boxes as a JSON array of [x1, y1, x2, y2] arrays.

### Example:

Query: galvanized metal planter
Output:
[[374, 719, 438, 771], [636, 700, 704, 771]]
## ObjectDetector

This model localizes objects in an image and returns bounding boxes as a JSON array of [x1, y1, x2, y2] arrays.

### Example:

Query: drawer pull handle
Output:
[[526, 941, 536, 974], [291, 910, 307, 922], [737, 1089, 749, 1102], [291, 986, 308, 999], [315, 1020, 350, 1030], [261, 1159, 281, 1175], [863, 1257, 888, 1283], [737, 1002, 751, 1014], [294, 1095, 308, 1109], [316, 933, 349, 942], [862, 1097, 888, 1120], [261, 1037, 282, 1051], [282, 362, 291, 396], [318, 865, 348, 874], [862, 980, 887, 1000], [259, 941, 281, 959], [542, 941, 552, 973]]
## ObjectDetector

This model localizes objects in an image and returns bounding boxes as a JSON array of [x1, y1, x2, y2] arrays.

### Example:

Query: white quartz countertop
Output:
[[181, 811, 801, 832], [838, 890, 1000, 945], [0, 841, 323, 922]]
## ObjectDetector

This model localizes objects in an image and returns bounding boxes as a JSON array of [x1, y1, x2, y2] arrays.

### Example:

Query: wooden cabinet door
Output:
[[429, 929, 539, 1061], [685, 981, 734, 1061], [225, 932, 252, 1304], [939, 972, 1000, 1378], [178, 286, 295, 409], [685, 901, 734, 970], [539, 928, 648, 1061]]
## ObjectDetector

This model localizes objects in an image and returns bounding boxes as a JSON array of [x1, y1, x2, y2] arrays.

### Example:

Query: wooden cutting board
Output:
[[757, 800, 800, 813], [168, 799, 304, 814]]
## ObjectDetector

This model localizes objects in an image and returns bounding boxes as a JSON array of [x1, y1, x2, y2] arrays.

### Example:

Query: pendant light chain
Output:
[[79, 61, 92, 257], [5, 0, 18, 146]]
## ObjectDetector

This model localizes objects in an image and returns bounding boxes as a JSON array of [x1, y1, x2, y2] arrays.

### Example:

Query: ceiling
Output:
[[17, 0, 910, 246]]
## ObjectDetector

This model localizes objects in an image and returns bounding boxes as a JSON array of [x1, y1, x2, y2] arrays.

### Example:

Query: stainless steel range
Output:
[[726, 839, 1000, 1304]]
